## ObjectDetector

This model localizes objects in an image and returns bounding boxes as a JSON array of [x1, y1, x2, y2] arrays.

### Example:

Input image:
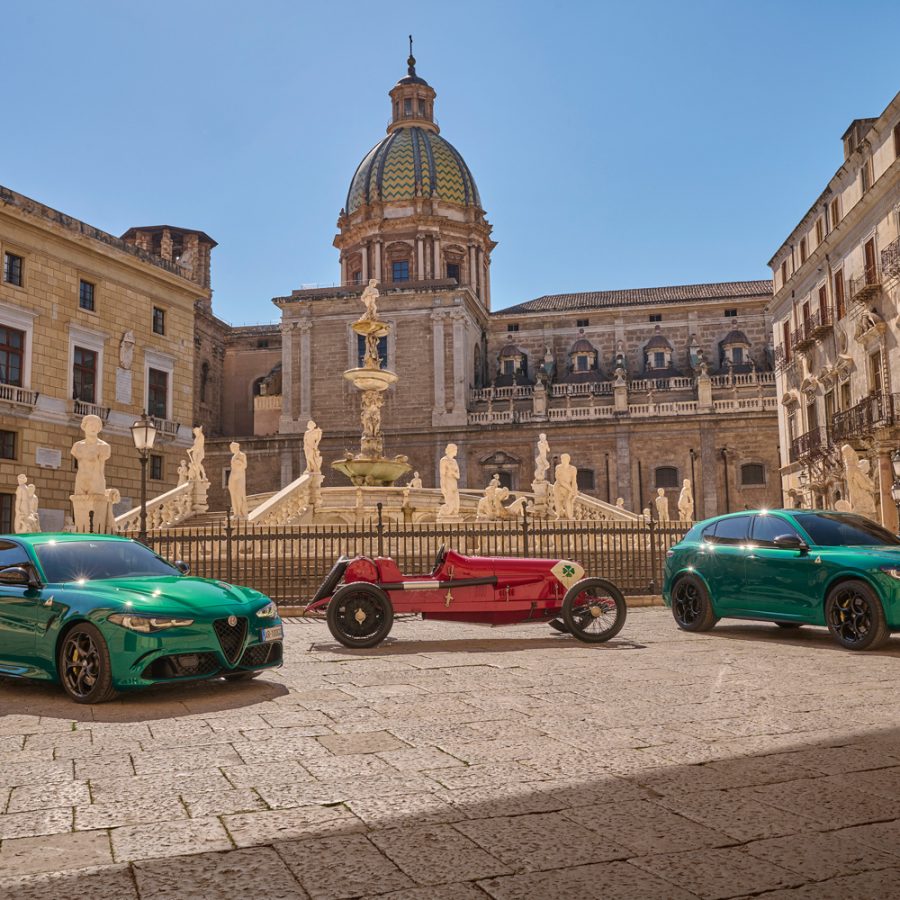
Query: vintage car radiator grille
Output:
[[239, 641, 283, 668], [214, 617, 248, 664]]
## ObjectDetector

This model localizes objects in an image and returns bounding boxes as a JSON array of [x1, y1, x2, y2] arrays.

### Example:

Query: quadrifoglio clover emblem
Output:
[[551, 560, 584, 589]]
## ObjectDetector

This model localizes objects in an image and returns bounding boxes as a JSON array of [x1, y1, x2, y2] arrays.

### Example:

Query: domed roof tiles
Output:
[[571, 337, 596, 353], [346, 127, 481, 214]]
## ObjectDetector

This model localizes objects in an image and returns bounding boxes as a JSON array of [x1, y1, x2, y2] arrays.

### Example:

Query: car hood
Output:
[[58, 576, 265, 616]]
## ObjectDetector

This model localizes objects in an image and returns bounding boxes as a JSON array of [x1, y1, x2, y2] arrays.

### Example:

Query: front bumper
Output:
[[103, 615, 284, 690]]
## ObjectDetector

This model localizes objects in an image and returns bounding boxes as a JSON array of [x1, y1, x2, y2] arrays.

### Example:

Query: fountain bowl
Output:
[[331, 456, 412, 487], [343, 368, 399, 392]]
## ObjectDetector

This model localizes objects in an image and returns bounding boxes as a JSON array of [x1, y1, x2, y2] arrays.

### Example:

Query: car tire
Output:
[[561, 578, 627, 643], [327, 583, 394, 648], [775, 622, 803, 629], [671, 575, 719, 632], [58, 623, 118, 704], [825, 580, 890, 651]]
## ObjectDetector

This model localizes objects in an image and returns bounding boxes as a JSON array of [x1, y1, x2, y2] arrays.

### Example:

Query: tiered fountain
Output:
[[331, 280, 412, 486]]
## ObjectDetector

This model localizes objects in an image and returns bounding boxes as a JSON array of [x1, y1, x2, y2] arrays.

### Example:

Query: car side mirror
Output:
[[773, 534, 809, 553], [0, 567, 34, 587], [175, 560, 191, 575]]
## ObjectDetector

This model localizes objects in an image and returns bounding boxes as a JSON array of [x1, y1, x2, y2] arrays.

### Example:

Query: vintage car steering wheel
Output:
[[432, 544, 447, 573]]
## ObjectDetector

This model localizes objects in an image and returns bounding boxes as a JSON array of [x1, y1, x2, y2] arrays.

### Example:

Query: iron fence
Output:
[[126, 514, 692, 605]]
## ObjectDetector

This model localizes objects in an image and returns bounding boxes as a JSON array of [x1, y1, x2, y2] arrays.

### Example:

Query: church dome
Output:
[[346, 128, 481, 214]]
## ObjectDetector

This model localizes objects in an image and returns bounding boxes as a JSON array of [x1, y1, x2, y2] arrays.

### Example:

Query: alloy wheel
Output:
[[62, 631, 101, 699]]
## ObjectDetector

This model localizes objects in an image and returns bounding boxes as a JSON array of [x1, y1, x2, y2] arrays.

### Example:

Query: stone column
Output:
[[339, 254, 347, 286], [417, 234, 425, 281], [469, 246, 478, 294], [451, 311, 467, 414], [615, 432, 631, 507], [433, 237, 441, 278], [375, 241, 383, 282], [298, 319, 312, 422], [697, 371, 713, 412], [483, 256, 491, 309], [431, 310, 446, 420], [279, 321, 295, 433], [361, 243, 369, 281], [476, 248, 483, 301]]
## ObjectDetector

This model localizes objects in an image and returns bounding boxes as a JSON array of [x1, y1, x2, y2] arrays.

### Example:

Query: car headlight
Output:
[[255, 601, 278, 619], [108, 614, 194, 633], [880, 567, 900, 580]]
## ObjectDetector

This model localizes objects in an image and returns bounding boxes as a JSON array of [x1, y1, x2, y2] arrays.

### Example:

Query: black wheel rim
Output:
[[569, 589, 619, 637], [335, 592, 385, 642], [829, 587, 872, 644], [62, 631, 101, 698], [673, 581, 702, 625]]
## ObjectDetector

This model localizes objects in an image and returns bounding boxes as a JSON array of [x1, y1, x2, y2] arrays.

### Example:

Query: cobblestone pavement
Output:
[[3, 608, 900, 898]]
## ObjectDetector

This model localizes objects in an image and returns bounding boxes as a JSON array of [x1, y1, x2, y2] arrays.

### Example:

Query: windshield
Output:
[[793, 513, 900, 547], [34, 540, 180, 583]]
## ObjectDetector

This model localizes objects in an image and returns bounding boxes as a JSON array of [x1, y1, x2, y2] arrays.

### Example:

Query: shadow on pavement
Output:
[[707, 621, 900, 656], [0, 675, 289, 722], [309, 635, 647, 655]]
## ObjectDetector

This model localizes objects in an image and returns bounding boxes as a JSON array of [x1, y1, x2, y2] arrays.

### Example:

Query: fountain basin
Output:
[[331, 456, 412, 487], [343, 368, 399, 392]]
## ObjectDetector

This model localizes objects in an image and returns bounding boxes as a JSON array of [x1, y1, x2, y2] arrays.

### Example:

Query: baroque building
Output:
[[201, 54, 782, 518], [769, 90, 900, 527], [0, 187, 214, 530]]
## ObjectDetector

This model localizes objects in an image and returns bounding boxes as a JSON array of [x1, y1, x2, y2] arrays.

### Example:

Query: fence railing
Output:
[[128, 517, 692, 605]]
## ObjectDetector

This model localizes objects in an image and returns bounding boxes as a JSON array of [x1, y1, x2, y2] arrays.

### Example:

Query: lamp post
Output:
[[891, 449, 900, 533], [131, 412, 157, 544]]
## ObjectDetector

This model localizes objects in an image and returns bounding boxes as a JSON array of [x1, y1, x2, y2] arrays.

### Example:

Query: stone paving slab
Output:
[[3, 609, 900, 897]]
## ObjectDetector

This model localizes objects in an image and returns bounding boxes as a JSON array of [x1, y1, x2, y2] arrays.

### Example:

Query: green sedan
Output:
[[0, 533, 283, 702], [663, 510, 900, 651]]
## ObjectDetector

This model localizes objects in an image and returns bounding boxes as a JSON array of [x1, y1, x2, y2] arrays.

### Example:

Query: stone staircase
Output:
[[172, 492, 278, 530]]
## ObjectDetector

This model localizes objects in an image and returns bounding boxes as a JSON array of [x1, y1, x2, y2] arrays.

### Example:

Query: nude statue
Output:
[[25, 484, 40, 533], [177, 459, 189, 486], [186, 426, 207, 482], [228, 442, 248, 519], [655, 487, 670, 523], [71, 414, 110, 496], [534, 433, 550, 483], [303, 420, 323, 475], [359, 278, 380, 321], [15, 475, 32, 533], [438, 443, 460, 518], [841, 444, 877, 520], [407, 471, 423, 489], [677, 479, 694, 522], [552, 453, 578, 520]]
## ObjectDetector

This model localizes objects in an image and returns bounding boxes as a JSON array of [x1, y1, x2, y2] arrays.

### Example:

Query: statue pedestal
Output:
[[436, 514, 464, 524], [70, 493, 111, 534], [697, 375, 713, 412], [191, 478, 210, 514], [530, 480, 550, 517], [532, 383, 548, 420], [614, 384, 628, 413]]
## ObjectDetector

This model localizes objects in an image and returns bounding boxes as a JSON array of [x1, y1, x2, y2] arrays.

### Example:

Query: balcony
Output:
[[882, 236, 900, 281], [151, 416, 180, 439], [831, 393, 897, 444], [73, 399, 110, 422], [789, 426, 830, 463], [790, 307, 833, 351], [774, 345, 792, 374], [0, 383, 39, 408], [849, 267, 882, 305]]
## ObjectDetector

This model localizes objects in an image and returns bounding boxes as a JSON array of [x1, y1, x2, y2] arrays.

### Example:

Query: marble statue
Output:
[[303, 420, 323, 475], [177, 459, 189, 486], [613, 366, 626, 387], [615, 497, 626, 510], [228, 442, 248, 519], [26, 484, 40, 533], [187, 426, 207, 482], [359, 278, 380, 321], [552, 453, 578, 520], [534, 433, 550, 483], [841, 444, 877, 520], [407, 471, 422, 489], [438, 443, 461, 518], [15, 475, 33, 533], [70, 414, 112, 532], [655, 487, 670, 522], [677, 479, 694, 522], [101, 488, 120, 534], [541, 347, 556, 384], [118, 330, 135, 370]]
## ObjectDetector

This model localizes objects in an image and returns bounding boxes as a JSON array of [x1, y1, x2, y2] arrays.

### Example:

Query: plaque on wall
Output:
[[35, 447, 62, 469], [115, 367, 133, 404]]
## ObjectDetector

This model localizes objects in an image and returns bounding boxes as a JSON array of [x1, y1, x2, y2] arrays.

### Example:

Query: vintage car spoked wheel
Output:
[[327, 583, 394, 648], [58, 623, 117, 704], [561, 578, 626, 643], [671, 574, 719, 632], [825, 580, 889, 651]]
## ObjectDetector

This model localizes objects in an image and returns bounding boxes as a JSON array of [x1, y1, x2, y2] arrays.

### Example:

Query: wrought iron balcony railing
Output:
[[789, 426, 830, 463], [790, 307, 833, 351], [882, 236, 900, 281], [831, 393, 897, 444], [849, 267, 882, 304]]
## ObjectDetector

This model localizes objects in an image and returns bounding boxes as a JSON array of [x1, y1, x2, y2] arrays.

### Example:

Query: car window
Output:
[[751, 515, 802, 547], [0, 540, 32, 570], [682, 523, 706, 543], [793, 513, 900, 547], [711, 515, 752, 545], [34, 540, 180, 583], [700, 523, 717, 542]]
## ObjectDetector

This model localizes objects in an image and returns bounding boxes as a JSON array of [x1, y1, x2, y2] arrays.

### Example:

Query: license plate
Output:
[[260, 624, 284, 642]]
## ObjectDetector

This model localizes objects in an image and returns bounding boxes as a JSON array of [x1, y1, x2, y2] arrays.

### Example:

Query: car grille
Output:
[[143, 652, 219, 680], [214, 617, 248, 664], [239, 641, 283, 668]]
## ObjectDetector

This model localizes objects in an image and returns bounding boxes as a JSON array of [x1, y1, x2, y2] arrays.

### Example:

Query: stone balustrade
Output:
[[248, 471, 318, 526], [115, 478, 209, 532]]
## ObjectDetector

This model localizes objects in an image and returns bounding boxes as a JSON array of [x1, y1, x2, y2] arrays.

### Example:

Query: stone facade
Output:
[[769, 90, 900, 526], [0, 186, 213, 530]]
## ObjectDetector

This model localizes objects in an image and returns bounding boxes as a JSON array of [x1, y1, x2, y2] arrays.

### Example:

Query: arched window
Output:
[[655, 466, 679, 489], [200, 361, 209, 403], [252, 376, 266, 397], [740, 463, 766, 486]]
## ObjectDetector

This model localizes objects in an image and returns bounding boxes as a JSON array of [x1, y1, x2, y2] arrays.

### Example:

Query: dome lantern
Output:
[[388, 36, 438, 134]]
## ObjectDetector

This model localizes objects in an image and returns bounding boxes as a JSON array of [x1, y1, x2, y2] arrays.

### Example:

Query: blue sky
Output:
[[3, 1, 899, 323]]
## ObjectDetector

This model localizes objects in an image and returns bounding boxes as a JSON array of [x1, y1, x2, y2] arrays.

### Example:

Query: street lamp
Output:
[[131, 412, 157, 543]]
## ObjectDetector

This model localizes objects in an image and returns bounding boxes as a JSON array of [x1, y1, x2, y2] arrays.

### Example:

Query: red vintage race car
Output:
[[305, 545, 627, 648]]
